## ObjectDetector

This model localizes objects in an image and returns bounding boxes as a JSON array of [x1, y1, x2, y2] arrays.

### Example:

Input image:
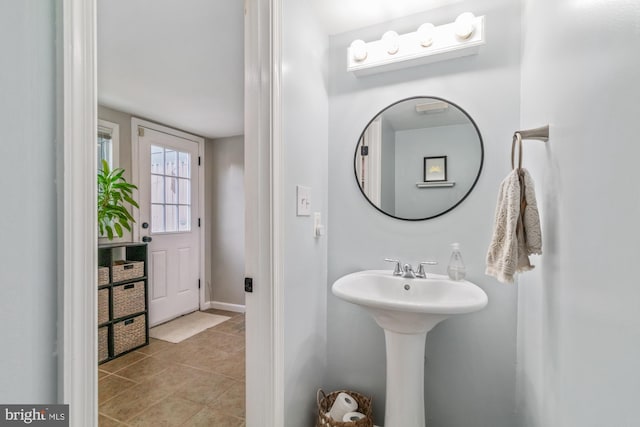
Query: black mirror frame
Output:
[[353, 96, 484, 221]]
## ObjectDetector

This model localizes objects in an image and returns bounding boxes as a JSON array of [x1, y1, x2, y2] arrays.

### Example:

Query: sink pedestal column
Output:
[[384, 330, 428, 427]]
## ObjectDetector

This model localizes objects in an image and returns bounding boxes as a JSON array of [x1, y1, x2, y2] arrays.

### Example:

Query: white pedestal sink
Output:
[[332, 270, 488, 427]]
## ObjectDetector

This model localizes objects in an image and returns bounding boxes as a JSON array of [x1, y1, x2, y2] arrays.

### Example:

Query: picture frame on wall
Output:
[[424, 156, 447, 182]]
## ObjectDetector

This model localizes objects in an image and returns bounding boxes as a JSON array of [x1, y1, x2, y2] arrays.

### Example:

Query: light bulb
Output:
[[454, 12, 476, 39], [381, 30, 399, 55], [417, 23, 435, 47], [350, 39, 368, 62]]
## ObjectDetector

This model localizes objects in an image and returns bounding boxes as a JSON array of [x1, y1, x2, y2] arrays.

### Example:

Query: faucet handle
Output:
[[384, 258, 402, 276], [416, 261, 438, 278]]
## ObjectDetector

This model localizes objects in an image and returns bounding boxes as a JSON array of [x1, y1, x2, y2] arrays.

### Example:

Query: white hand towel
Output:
[[485, 170, 521, 283], [520, 169, 542, 256], [486, 168, 542, 283]]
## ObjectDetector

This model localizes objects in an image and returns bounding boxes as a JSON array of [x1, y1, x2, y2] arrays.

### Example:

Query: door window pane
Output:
[[179, 206, 190, 231], [149, 146, 192, 233], [151, 145, 164, 174], [178, 178, 190, 205], [165, 177, 178, 204], [151, 175, 164, 203], [165, 205, 178, 232], [179, 152, 190, 178], [165, 150, 177, 176], [151, 204, 165, 233]]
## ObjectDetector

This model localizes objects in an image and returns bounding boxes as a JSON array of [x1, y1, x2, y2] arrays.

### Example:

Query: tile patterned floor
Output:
[[99, 309, 245, 426]]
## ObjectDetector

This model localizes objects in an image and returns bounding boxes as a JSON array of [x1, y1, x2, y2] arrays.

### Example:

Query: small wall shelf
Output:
[[416, 181, 456, 188]]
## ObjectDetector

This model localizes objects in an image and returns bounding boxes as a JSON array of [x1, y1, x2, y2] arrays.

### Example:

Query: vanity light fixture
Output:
[[347, 13, 485, 76], [381, 30, 400, 55], [454, 12, 476, 39], [350, 39, 368, 62], [417, 23, 435, 47]]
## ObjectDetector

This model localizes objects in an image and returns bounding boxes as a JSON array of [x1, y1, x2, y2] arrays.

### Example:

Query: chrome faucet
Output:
[[384, 259, 403, 276], [385, 259, 438, 279], [402, 264, 416, 278], [416, 261, 438, 278]]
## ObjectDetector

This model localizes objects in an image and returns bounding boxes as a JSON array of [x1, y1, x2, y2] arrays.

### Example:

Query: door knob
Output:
[[142, 222, 149, 229], [142, 236, 152, 243]]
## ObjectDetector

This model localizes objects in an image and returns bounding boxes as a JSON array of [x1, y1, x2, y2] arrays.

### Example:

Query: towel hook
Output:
[[510, 125, 549, 170], [511, 132, 523, 170]]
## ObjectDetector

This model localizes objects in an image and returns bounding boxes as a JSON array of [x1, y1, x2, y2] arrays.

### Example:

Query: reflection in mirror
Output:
[[355, 97, 483, 220]]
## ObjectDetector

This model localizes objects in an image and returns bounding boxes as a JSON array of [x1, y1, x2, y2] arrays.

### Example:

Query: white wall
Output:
[[0, 0, 59, 403], [205, 136, 245, 306], [517, 0, 640, 426], [282, 0, 329, 425], [327, 1, 521, 425]]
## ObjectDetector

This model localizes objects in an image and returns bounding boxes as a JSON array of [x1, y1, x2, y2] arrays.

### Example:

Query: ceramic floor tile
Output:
[[172, 371, 236, 405], [136, 338, 175, 355], [207, 380, 245, 419], [211, 319, 245, 336], [99, 364, 196, 422], [99, 374, 137, 404], [113, 355, 169, 382], [100, 351, 148, 373], [98, 414, 126, 426], [208, 350, 245, 380], [128, 396, 203, 427], [200, 331, 245, 352], [98, 314, 246, 424], [181, 407, 244, 427]]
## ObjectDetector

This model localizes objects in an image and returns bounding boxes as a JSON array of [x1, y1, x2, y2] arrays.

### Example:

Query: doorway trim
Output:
[[60, 0, 98, 425], [61, 0, 283, 425], [244, 0, 284, 425], [130, 118, 206, 312]]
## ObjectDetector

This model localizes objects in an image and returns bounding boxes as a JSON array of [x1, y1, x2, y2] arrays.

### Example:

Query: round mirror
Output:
[[354, 96, 483, 221]]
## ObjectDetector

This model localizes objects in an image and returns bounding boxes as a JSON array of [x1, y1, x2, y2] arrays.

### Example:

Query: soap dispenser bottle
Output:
[[447, 243, 466, 281]]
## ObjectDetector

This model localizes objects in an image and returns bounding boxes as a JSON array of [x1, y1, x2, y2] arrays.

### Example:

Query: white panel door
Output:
[[138, 126, 200, 326]]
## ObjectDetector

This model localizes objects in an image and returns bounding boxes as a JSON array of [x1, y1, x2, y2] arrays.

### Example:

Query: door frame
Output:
[[60, 0, 98, 425], [130, 118, 206, 312], [60, 0, 283, 426]]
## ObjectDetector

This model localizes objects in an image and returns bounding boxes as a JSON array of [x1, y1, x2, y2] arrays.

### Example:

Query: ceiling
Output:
[[97, 0, 452, 139]]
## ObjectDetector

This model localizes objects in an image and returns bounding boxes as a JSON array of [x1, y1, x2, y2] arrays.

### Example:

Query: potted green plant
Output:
[[97, 159, 139, 240]]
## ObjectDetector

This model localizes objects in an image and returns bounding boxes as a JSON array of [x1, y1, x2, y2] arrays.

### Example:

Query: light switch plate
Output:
[[296, 185, 311, 216]]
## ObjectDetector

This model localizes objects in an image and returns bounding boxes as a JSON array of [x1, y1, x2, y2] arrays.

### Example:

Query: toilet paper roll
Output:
[[329, 392, 358, 421], [343, 411, 366, 422]]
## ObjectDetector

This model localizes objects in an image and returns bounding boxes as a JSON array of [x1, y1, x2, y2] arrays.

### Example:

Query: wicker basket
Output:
[[98, 288, 109, 325], [317, 389, 373, 427], [112, 260, 144, 283], [113, 314, 146, 355], [113, 281, 145, 319], [98, 326, 109, 362], [98, 266, 109, 286]]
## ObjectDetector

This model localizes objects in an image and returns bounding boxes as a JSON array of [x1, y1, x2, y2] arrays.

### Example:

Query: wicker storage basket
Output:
[[98, 326, 109, 362], [98, 266, 109, 286], [317, 389, 373, 427], [113, 314, 146, 355], [113, 281, 145, 319], [112, 260, 144, 283], [98, 288, 109, 325]]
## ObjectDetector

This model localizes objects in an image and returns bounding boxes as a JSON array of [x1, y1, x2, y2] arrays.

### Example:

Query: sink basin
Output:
[[332, 270, 488, 333], [332, 270, 488, 427]]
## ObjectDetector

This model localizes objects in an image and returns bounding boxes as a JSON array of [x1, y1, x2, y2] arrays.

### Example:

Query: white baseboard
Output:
[[201, 300, 246, 313]]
